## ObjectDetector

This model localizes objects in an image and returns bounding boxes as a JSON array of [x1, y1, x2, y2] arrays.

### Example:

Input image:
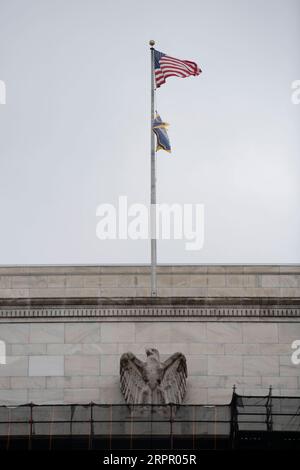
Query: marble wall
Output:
[[0, 265, 299, 298], [0, 320, 299, 405]]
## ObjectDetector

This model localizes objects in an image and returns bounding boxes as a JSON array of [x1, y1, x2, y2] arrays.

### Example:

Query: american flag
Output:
[[154, 49, 201, 88]]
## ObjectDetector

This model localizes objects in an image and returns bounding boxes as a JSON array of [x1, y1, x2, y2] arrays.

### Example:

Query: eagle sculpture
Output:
[[120, 348, 187, 406]]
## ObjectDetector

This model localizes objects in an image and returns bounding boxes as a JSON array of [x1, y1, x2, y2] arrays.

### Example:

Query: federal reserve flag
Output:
[[154, 49, 201, 88], [152, 114, 171, 153]]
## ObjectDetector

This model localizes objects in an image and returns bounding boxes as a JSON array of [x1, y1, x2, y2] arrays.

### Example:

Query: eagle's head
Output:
[[145, 348, 160, 360]]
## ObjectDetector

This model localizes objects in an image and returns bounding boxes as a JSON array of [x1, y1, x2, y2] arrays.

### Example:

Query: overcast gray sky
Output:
[[0, 0, 299, 264]]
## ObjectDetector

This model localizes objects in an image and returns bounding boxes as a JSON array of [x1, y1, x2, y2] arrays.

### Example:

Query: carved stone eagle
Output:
[[120, 348, 187, 405]]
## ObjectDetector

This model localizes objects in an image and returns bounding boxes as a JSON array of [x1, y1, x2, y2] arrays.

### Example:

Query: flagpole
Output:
[[149, 39, 157, 297]]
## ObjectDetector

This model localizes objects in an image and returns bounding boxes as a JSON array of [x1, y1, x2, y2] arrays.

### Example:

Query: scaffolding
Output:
[[0, 390, 299, 450]]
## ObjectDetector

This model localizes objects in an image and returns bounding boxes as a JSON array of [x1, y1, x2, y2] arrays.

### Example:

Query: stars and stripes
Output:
[[154, 49, 201, 88]]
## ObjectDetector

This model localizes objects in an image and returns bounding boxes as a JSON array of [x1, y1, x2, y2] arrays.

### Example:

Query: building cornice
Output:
[[0, 297, 299, 321]]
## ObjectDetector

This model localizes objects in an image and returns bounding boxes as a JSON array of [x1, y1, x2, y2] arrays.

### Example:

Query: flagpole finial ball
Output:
[[149, 40, 155, 46]]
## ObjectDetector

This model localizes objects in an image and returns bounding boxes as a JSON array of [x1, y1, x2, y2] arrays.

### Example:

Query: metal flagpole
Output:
[[149, 40, 157, 297]]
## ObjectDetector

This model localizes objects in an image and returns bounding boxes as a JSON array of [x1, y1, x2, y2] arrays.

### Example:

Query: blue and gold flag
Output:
[[152, 113, 171, 153]]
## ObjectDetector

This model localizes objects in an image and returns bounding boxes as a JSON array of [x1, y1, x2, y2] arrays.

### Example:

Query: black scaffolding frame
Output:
[[0, 389, 299, 450]]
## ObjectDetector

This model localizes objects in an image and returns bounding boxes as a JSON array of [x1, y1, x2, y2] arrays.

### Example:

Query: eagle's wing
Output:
[[161, 352, 187, 405], [120, 352, 146, 405]]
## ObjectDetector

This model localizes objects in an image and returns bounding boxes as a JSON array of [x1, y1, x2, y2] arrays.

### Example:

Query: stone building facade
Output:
[[0, 265, 299, 405]]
